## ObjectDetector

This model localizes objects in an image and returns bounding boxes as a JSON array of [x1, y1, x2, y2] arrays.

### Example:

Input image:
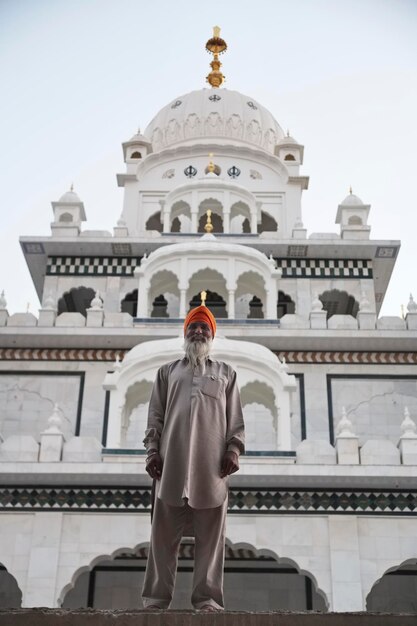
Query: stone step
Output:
[[0, 609, 415, 625]]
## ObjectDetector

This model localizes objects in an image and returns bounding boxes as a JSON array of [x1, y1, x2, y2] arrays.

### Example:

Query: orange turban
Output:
[[184, 305, 216, 337]]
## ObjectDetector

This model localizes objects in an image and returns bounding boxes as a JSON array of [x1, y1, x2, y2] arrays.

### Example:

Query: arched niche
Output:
[[121, 289, 138, 317], [277, 291, 295, 318], [366, 559, 417, 613], [59, 540, 328, 611], [121, 379, 153, 448], [59, 212, 73, 223], [258, 210, 278, 233], [58, 286, 96, 317], [348, 215, 363, 225], [145, 211, 162, 232], [171, 200, 191, 233], [0, 564, 22, 608], [149, 270, 180, 318], [319, 289, 359, 319], [241, 381, 277, 451], [198, 198, 223, 233]]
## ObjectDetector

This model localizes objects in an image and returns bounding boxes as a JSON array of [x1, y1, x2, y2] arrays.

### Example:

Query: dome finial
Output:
[[200, 290, 207, 306], [349, 185, 353, 195], [207, 153, 215, 174], [204, 209, 214, 233], [205, 26, 227, 88], [70, 182, 74, 192]]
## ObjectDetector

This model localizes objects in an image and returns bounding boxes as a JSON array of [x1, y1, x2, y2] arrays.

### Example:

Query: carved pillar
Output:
[[228, 289, 235, 319]]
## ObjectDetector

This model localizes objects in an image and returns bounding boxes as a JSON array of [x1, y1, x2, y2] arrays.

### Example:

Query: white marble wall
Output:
[[1, 511, 416, 610]]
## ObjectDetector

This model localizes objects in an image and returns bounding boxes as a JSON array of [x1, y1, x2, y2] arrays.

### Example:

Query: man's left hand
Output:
[[220, 450, 239, 477]]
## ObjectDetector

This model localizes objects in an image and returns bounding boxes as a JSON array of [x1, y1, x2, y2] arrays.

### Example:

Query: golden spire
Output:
[[349, 185, 353, 194], [205, 26, 227, 88], [70, 183, 74, 192], [204, 209, 214, 233], [200, 290, 207, 306]]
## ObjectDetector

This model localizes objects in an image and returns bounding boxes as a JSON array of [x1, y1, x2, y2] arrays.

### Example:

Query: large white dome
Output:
[[144, 88, 285, 154]]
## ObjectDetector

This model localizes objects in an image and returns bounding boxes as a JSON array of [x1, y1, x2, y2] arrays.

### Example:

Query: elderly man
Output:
[[142, 304, 245, 612]]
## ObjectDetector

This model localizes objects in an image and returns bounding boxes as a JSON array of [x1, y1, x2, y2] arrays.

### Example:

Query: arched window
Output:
[[319, 289, 359, 319], [348, 215, 363, 225], [284, 154, 296, 161], [58, 287, 96, 317], [59, 212, 73, 223], [131, 151, 142, 159], [277, 291, 295, 318], [121, 289, 138, 317]]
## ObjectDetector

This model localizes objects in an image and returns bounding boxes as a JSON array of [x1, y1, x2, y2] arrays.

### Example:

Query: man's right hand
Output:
[[146, 452, 163, 480]]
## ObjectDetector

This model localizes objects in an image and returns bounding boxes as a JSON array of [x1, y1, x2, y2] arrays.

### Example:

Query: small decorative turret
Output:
[[90, 291, 103, 310], [336, 407, 356, 438], [0, 290, 7, 309], [206, 26, 227, 88], [200, 290, 207, 306], [400, 407, 417, 439], [44, 404, 64, 434], [407, 293, 417, 313]]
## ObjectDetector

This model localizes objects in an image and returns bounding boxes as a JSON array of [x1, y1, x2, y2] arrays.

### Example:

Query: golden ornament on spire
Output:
[[205, 26, 227, 88], [207, 153, 215, 173], [200, 290, 207, 306], [349, 185, 353, 194], [204, 209, 214, 233]]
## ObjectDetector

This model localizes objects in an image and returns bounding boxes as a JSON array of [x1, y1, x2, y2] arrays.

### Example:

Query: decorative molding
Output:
[[0, 486, 415, 515], [276, 352, 417, 364], [1, 349, 417, 364], [276, 258, 372, 279], [46, 256, 142, 276]]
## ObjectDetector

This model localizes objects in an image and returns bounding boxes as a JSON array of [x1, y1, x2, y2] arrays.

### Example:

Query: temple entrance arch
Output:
[[59, 540, 328, 611]]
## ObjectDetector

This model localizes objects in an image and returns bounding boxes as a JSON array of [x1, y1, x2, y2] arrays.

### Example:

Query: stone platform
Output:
[[0, 609, 415, 625]]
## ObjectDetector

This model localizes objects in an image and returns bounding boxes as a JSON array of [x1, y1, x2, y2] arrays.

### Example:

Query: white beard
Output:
[[184, 337, 212, 368]]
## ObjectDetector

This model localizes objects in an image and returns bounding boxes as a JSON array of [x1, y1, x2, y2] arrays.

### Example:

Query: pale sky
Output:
[[1, 0, 416, 316]]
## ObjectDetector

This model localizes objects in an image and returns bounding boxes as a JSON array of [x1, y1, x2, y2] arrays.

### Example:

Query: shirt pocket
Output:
[[201, 375, 225, 399]]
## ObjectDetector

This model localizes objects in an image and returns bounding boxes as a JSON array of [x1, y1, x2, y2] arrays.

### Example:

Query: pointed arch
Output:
[[277, 291, 295, 318], [121, 289, 138, 316], [145, 211, 162, 232], [58, 286, 95, 317], [319, 289, 359, 319]]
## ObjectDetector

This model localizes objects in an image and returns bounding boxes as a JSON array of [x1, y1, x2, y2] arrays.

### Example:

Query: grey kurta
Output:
[[143, 357, 245, 509]]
